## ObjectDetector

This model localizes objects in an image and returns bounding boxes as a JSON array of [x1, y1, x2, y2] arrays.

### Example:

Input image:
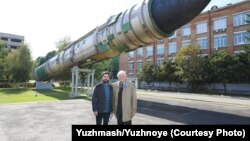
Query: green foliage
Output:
[[160, 59, 180, 90], [93, 59, 111, 83], [6, 43, 33, 82], [90, 57, 119, 83], [139, 62, 155, 86], [45, 51, 56, 61], [0, 40, 10, 81], [152, 65, 161, 82], [34, 50, 56, 68], [210, 50, 239, 94], [110, 57, 119, 79], [0, 40, 9, 57], [55, 36, 71, 54], [200, 57, 214, 84], [175, 45, 207, 91], [0, 87, 89, 104], [34, 37, 72, 81]]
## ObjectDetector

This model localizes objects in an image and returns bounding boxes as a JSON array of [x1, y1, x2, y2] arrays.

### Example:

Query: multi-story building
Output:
[[119, 0, 250, 80], [0, 32, 24, 49]]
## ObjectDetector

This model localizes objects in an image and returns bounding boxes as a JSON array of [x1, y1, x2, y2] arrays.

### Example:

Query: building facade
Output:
[[0, 32, 24, 49], [119, 0, 250, 80]]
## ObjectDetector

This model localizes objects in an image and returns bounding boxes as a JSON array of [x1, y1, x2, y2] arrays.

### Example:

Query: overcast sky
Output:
[[0, 0, 245, 60]]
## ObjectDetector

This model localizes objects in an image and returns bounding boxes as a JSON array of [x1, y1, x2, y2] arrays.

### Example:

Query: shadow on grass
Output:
[[0, 87, 92, 101], [0, 88, 30, 95], [34, 87, 91, 101]]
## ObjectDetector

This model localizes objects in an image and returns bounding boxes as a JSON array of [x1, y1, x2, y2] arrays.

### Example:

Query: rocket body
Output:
[[34, 0, 211, 81]]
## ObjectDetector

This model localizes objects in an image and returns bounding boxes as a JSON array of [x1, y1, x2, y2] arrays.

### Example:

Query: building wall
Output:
[[119, 0, 250, 79], [0, 32, 24, 49]]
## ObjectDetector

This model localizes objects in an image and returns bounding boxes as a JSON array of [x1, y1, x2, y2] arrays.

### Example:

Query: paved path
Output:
[[0, 90, 250, 141]]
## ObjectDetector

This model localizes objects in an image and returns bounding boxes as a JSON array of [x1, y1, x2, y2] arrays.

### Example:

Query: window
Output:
[[156, 59, 164, 66], [137, 48, 143, 57], [75, 43, 80, 48], [196, 22, 207, 34], [233, 11, 250, 27], [82, 40, 86, 45], [169, 31, 177, 39], [181, 40, 191, 47], [137, 62, 143, 71], [197, 38, 208, 49], [1, 37, 8, 41], [213, 17, 227, 31], [234, 50, 245, 55], [128, 51, 134, 58], [168, 43, 177, 54], [157, 44, 164, 55], [234, 31, 250, 46], [146, 46, 153, 57], [168, 57, 176, 62], [10, 38, 22, 43], [200, 54, 208, 58], [182, 25, 191, 36], [214, 35, 227, 49], [128, 62, 134, 70], [10, 46, 17, 49]]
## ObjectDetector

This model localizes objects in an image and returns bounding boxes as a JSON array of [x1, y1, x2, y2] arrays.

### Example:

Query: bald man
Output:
[[112, 70, 137, 125]]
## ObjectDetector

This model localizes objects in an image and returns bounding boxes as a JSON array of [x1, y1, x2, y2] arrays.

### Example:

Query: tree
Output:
[[34, 56, 46, 67], [55, 36, 71, 54], [0, 40, 10, 81], [200, 56, 214, 84], [175, 45, 206, 92], [110, 57, 119, 79], [160, 59, 179, 90], [93, 59, 111, 83], [152, 64, 160, 83], [236, 42, 250, 83], [45, 51, 56, 61], [34, 50, 56, 68], [7, 43, 33, 82], [210, 50, 238, 94], [139, 62, 155, 88]]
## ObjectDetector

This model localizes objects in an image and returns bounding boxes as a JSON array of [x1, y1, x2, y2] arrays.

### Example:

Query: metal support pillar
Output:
[[70, 66, 95, 97], [70, 66, 79, 97]]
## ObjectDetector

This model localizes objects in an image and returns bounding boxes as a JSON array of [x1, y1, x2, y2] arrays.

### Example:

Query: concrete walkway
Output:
[[0, 90, 250, 141], [0, 99, 180, 141]]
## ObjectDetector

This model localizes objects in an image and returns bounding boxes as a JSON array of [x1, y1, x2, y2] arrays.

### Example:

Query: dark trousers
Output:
[[96, 112, 110, 125], [117, 120, 132, 125]]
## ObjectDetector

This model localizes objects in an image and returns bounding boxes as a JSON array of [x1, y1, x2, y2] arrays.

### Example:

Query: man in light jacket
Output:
[[112, 70, 137, 125]]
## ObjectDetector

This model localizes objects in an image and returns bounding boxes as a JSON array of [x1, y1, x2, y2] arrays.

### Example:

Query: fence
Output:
[[0, 82, 35, 88], [138, 81, 250, 95]]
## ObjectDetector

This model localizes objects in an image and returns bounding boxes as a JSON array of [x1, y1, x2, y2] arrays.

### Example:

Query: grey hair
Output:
[[117, 70, 126, 78]]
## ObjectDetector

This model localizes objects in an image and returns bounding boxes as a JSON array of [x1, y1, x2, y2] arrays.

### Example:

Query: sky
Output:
[[0, 0, 245, 60]]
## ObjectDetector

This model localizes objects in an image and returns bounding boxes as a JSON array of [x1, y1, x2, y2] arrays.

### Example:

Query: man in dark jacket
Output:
[[92, 71, 113, 125]]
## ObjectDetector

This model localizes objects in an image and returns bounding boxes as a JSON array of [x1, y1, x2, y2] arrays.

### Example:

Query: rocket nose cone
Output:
[[151, 0, 211, 34]]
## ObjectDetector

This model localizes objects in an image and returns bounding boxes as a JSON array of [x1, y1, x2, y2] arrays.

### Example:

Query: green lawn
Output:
[[0, 87, 91, 104]]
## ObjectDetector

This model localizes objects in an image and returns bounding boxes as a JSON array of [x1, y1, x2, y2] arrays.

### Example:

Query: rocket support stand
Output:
[[70, 66, 95, 97]]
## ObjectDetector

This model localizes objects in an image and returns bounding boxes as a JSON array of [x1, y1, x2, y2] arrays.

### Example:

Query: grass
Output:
[[0, 87, 91, 104]]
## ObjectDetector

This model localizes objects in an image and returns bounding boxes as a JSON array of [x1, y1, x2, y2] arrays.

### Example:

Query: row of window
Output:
[[168, 11, 249, 37], [128, 59, 165, 71], [0, 37, 22, 43], [128, 31, 249, 58]]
